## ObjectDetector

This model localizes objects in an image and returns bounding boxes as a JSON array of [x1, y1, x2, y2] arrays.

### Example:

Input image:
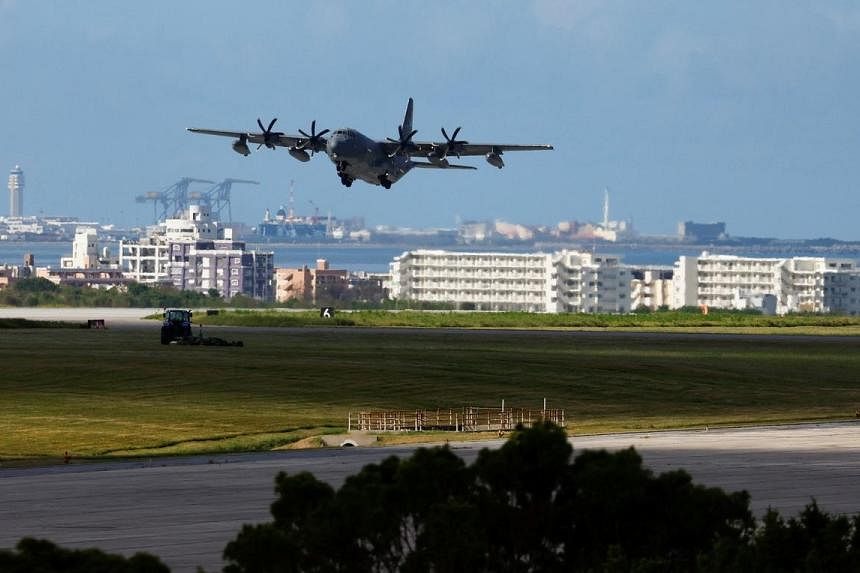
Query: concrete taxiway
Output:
[[1, 422, 858, 572]]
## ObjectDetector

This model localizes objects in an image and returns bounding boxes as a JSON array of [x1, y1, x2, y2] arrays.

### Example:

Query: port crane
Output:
[[136, 178, 258, 223]]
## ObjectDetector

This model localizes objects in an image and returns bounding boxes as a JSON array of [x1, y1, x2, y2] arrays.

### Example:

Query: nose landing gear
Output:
[[336, 162, 354, 188]]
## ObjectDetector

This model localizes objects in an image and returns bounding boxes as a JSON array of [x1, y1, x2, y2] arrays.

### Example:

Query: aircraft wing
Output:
[[187, 128, 306, 149], [383, 141, 553, 157], [410, 161, 477, 170]]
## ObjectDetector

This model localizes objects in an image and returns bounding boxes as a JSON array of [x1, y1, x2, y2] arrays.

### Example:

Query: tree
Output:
[[221, 423, 762, 572], [223, 472, 335, 573], [0, 537, 168, 573]]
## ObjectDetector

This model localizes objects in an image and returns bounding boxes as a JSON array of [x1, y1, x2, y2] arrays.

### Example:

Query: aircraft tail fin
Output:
[[400, 97, 414, 137]]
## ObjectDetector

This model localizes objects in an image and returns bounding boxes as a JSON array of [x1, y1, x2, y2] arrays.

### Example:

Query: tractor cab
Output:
[[161, 308, 193, 344]]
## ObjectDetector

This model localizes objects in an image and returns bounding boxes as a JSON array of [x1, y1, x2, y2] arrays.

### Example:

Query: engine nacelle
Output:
[[427, 151, 450, 167], [486, 152, 504, 169], [289, 147, 311, 162], [232, 138, 250, 156]]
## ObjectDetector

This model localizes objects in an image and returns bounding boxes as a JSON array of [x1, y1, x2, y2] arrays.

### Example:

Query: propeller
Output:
[[387, 125, 418, 158], [440, 126, 468, 158], [297, 120, 330, 155], [256, 118, 284, 150]]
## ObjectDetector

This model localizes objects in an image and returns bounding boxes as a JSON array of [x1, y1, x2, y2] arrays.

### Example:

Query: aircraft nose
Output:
[[326, 135, 339, 157]]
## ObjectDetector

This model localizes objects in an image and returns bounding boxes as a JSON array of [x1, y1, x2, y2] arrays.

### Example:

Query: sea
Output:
[[1, 241, 858, 274]]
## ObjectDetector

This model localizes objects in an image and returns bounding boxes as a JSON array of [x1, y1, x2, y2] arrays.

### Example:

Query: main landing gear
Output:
[[336, 162, 353, 188], [377, 174, 392, 189]]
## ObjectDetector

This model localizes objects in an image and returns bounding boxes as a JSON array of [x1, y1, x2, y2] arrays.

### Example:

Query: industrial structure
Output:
[[135, 178, 258, 224], [7, 165, 23, 218], [678, 221, 727, 242], [258, 184, 332, 241]]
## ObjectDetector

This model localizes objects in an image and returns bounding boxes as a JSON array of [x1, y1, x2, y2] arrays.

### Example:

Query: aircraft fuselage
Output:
[[326, 128, 411, 188]]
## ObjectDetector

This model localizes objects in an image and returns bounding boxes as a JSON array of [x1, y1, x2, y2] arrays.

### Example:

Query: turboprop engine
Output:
[[232, 136, 250, 156], [486, 151, 504, 169], [288, 147, 311, 162]]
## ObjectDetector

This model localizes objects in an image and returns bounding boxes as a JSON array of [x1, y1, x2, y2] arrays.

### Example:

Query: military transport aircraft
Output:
[[188, 98, 553, 189]]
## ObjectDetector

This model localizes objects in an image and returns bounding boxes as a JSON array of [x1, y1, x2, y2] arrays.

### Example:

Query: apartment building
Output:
[[389, 250, 555, 311], [120, 205, 274, 300], [672, 253, 859, 314], [553, 251, 631, 313], [169, 240, 273, 301], [630, 268, 673, 311], [823, 260, 860, 315], [275, 259, 348, 303], [389, 249, 632, 313], [120, 205, 218, 284]]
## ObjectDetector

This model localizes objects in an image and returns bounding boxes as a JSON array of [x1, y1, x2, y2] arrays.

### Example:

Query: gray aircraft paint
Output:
[[188, 98, 552, 189]]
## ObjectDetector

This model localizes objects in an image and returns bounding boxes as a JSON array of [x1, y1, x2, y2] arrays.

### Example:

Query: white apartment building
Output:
[[389, 250, 555, 311], [630, 268, 673, 311], [823, 261, 860, 315], [389, 249, 632, 313], [61, 227, 99, 269], [553, 251, 631, 313], [671, 253, 860, 315], [120, 205, 217, 284]]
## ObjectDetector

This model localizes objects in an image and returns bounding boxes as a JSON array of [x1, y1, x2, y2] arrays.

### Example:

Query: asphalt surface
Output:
[[1, 423, 859, 572], [3, 306, 860, 343]]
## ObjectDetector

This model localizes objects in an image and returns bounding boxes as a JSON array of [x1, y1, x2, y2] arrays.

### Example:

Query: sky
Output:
[[1, 1, 859, 239]]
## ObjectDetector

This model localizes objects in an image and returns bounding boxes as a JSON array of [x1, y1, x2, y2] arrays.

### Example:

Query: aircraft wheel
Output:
[[378, 175, 392, 189]]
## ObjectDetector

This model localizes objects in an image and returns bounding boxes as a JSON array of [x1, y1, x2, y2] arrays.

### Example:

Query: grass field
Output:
[[191, 309, 860, 330], [1, 325, 859, 461]]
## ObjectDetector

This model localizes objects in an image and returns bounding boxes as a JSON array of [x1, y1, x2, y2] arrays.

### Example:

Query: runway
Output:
[[1, 422, 858, 572]]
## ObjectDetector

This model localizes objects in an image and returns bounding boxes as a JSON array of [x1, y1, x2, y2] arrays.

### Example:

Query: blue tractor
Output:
[[160, 308, 193, 344]]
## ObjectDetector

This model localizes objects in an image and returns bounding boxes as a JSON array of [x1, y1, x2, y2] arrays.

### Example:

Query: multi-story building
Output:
[[677, 221, 726, 242], [168, 240, 273, 301], [121, 205, 274, 301], [36, 267, 130, 289], [630, 268, 674, 311], [553, 251, 631, 313], [823, 260, 860, 315], [390, 250, 554, 311], [60, 227, 104, 269], [671, 253, 860, 314], [119, 236, 172, 284], [275, 259, 349, 304], [8, 165, 23, 217], [121, 204, 219, 284]]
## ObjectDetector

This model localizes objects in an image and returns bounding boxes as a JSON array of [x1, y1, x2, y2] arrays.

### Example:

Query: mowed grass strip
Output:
[[191, 309, 860, 330], [1, 327, 858, 459]]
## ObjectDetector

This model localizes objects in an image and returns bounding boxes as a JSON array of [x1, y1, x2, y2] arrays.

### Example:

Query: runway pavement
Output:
[[1, 422, 858, 572], [0, 307, 160, 326]]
